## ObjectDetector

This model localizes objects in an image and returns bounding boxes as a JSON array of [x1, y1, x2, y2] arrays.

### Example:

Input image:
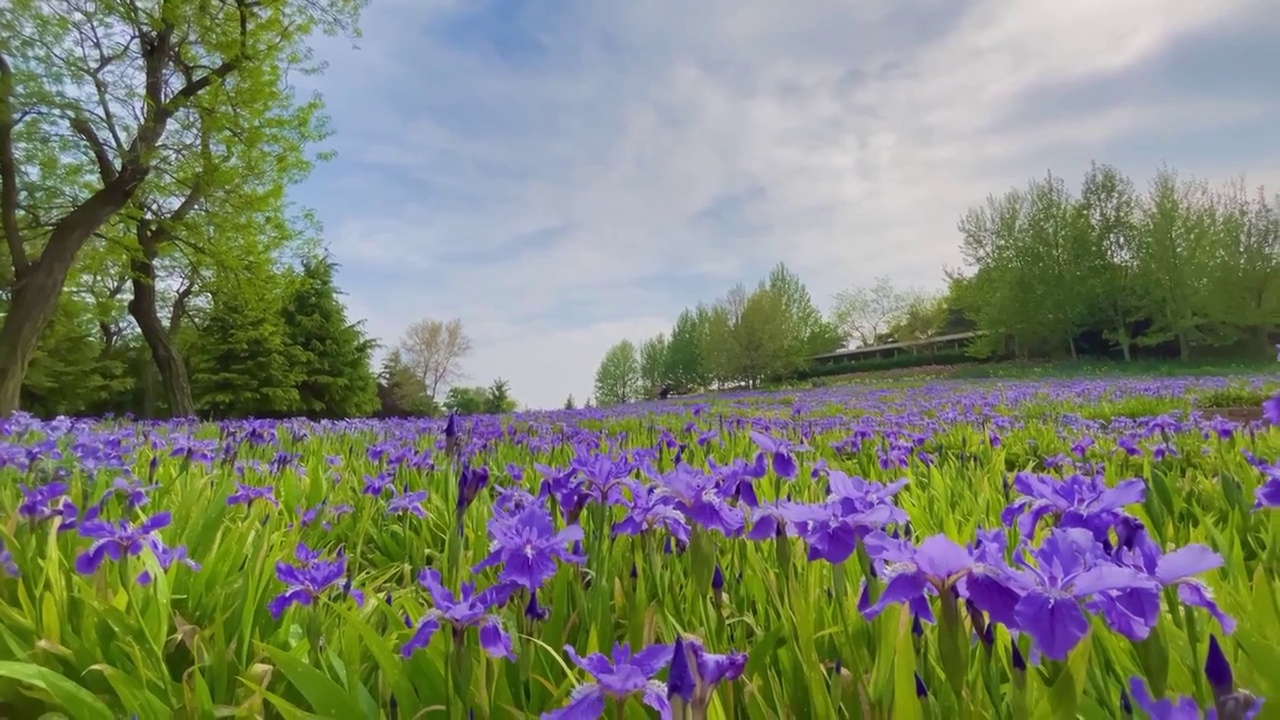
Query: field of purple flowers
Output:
[[1, 375, 1279, 719]]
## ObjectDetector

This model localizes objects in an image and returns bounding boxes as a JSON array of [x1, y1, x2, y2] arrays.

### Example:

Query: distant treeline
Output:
[[591, 163, 1279, 405]]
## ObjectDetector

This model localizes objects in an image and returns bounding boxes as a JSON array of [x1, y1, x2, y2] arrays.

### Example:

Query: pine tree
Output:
[[191, 268, 303, 418], [281, 254, 379, 418], [377, 350, 437, 417], [484, 378, 517, 414]]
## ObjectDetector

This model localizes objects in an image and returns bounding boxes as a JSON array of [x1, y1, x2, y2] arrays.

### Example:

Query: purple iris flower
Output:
[[989, 528, 1159, 660], [1089, 530, 1235, 637], [1252, 458, 1280, 510], [1000, 472, 1146, 541], [570, 453, 634, 502], [653, 464, 745, 537], [538, 464, 590, 523], [387, 489, 429, 518], [1126, 676, 1262, 720], [668, 636, 747, 709], [400, 568, 516, 660], [748, 430, 807, 479], [744, 501, 796, 541], [860, 532, 984, 621], [456, 463, 490, 519], [543, 642, 673, 719], [226, 482, 278, 508], [74, 511, 178, 576], [612, 479, 691, 545], [1, 540, 19, 578], [473, 505, 585, 591], [17, 481, 78, 527], [268, 543, 364, 620], [362, 472, 396, 497], [668, 636, 695, 704], [779, 498, 902, 565], [1263, 393, 1279, 426], [101, 476, 158, 509], [1256, 477, 1280, 510], [443, 412, 459, 455], [138, 543, 200, 585]]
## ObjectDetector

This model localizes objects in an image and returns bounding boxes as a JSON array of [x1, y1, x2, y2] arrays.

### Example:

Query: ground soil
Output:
[[1198, 406, 1265, 423]]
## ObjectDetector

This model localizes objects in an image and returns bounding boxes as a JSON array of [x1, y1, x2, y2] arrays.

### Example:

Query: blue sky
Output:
[[291, 0, 1280, 410]]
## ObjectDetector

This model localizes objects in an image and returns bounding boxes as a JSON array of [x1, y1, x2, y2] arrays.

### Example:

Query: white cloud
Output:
[[301, 0, 1280, 409]]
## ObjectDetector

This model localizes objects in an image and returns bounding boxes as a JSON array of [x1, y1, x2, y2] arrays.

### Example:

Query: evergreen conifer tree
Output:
[[281, 254, 379, 418], [191, 267, 303, 418]]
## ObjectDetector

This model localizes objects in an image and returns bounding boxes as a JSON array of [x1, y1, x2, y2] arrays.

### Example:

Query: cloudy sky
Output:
[[291, 0, 1280, 410]]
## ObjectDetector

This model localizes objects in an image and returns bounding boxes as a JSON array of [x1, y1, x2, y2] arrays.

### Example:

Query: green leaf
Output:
[[0, 661, 115, 720], [892, 609, 924, 720], [258, 644, 370, 719], [88, 664, 170, 720]]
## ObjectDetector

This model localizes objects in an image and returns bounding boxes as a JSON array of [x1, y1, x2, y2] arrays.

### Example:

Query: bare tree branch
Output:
[[71, 116, 119, 184]]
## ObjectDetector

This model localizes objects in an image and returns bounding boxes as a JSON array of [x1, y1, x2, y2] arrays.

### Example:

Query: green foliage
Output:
[[443, 385, 489, 415], [0, 0, 369, 414], [19, 292, 134, 416], [732, 282, 791, 387], [190, 266, 303, 418], [563, 394, 576, 410], [594, 339, 641, 406], [484, 378, 518, 414], [638, 334, 668, 398], [663, 308, 709, 393], [766, 262, 842, 362], [617, 264, 838, 398], [281, 254, 379, 419], [958, 163, 1280, 363], [376, 350, 438, 417]]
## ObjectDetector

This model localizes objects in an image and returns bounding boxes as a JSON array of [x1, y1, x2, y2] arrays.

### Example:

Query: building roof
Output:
[[810, 331, 983, 361]]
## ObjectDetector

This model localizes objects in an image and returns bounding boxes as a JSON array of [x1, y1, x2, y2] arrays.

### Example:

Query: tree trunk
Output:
[[1178, 331, 1191, 361], [1067, 336, 1078, 361], [128, 250, 196, 418], [1118, 331, 1132, 362], [0, 175, 144, 415], [141, 360, 160, 419]]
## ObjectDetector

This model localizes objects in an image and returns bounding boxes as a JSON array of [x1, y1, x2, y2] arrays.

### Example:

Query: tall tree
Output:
[[766, 261, 839, 366], [733, 283, 790, 387], [1078, 162, 1143, 361], [638, 333, 668, 398], [957, 188, 1042, 358], [125, 58, 327, 418], [664, 307, 708, 392], [700, 303, 737, 388], [281, 254, 378, 418], [1020, 171, 1096, 359], [593, 339, 641, 406], [190, 263, 302, 418], [1133, 167, 1215, 360], [397, 318, 473, 403], [887, 291, 949, 343], [830, 276, 912, 348], [0, 0, 364, 415], [484, 377, 517, 414], [1202, 179, 1280, 352], [376, 349, 436, 417], [443, 385, 490, 415]]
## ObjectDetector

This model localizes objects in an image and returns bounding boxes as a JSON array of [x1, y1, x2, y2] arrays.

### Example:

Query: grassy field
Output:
[[1, 374, 1278, 719]]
